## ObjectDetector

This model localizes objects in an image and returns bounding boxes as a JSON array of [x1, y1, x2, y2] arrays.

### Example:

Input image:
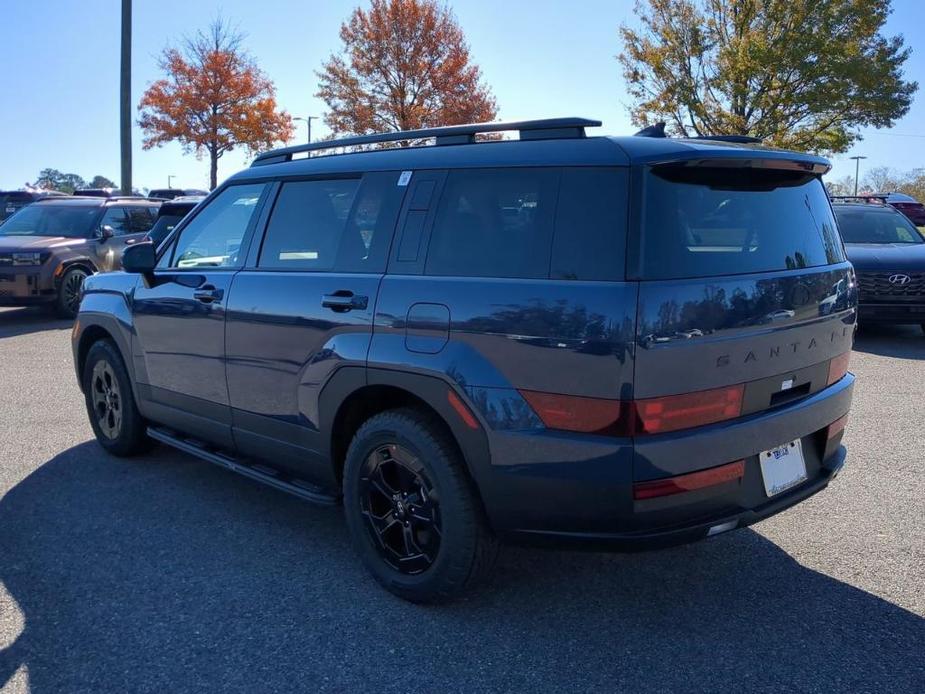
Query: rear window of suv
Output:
[[639, 167, 845, 280]]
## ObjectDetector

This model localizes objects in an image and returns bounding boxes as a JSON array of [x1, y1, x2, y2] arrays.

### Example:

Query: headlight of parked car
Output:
[[12, 252, 46, 266]]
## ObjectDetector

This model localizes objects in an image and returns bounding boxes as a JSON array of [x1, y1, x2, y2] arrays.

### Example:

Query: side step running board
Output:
[[147, 427, 339, 506]]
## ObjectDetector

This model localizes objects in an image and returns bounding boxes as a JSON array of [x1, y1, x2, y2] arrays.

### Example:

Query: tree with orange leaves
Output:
[[138, 20, 294, 189], [317, 0, 497, 139]]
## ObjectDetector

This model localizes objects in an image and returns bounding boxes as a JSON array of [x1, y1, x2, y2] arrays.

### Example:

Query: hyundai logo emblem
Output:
[[889, 274, 912, 285]]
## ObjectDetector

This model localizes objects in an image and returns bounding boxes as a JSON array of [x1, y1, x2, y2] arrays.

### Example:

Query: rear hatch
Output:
[[629, 162, 855, 503], [0, 192, 34, 222]]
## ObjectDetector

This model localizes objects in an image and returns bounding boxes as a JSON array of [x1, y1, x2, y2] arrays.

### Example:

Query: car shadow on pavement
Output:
[[0, 307, 72, 339], [853, 324, 925, 358], [1, 441, 923, 693]]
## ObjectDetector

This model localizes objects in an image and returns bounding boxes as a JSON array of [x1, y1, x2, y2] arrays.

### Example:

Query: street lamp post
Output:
[[294, 116, 319, 145], [167, 175, 176, 189], [849, 155, 867, 196]]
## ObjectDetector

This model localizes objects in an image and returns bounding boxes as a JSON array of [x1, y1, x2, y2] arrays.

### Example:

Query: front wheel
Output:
[[343, 409, 499, 603], [55, 267, 88, 319], [82, 340, 151, 456]]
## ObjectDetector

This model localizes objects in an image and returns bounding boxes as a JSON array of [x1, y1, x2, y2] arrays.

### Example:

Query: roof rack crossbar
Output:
[[251, 117, 602, 166]]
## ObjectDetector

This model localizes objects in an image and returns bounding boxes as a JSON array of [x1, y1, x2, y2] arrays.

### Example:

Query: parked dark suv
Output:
[[0, 189, 68, 223], [72, 118, 856, 602], [832, 198, 925, 331], [0, 196, 159, 317]]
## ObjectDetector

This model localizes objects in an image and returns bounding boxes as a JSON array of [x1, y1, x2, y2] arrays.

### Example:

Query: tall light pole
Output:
[[850, 155, 867, 196], [294, 116, 319, 144], [120, 0, 132, 195]]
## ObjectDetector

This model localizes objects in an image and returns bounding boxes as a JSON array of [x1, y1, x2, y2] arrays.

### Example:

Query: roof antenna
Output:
[[634, 122, 667, 138]]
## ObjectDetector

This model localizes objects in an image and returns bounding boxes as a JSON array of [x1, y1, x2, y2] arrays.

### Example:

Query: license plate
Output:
[[759, 439, 808, 497], [4, 206, 14, 213]]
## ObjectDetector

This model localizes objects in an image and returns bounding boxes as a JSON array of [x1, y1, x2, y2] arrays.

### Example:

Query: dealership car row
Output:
[[2, 123, 925, 602]]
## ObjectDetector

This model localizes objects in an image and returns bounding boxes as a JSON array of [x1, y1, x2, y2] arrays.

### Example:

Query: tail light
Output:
[[519, 390, 627, 436], [827, 352, 850, 386], [634, 385, 744, 435], [633, 460, 745, 500]]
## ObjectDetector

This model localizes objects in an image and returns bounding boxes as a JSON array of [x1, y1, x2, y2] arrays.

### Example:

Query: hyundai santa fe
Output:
[[72, 118, 856, 602], [832, 198, 925, 331], [1, 196, 159, 317]]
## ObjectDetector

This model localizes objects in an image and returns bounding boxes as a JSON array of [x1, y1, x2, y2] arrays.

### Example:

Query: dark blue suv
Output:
[[72, 118, 856, 602]]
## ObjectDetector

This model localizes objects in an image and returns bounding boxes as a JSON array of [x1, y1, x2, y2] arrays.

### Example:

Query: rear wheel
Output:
[[82, 340, 151, 456], [55, 267, 88, 319], [343, 409, 499, 603]]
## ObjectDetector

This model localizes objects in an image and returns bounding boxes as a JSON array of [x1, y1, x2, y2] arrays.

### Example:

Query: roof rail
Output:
[[251, 117, 602, 167], [633, 122, 762, 143]]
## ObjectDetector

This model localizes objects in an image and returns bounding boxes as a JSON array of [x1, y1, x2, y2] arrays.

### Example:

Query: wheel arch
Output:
[[320, 367, 493, 508], [55, 258, 98, 286]]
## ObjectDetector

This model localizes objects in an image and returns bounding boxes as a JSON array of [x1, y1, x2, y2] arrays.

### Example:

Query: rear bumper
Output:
[[479, 374, 854, 550], [508, 447, 845, 551], [858, 301, 925, 324]]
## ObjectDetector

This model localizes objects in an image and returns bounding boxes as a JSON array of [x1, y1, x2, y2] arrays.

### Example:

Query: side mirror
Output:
[[99, 225, 115, 240], [121, 241, 157, 274]]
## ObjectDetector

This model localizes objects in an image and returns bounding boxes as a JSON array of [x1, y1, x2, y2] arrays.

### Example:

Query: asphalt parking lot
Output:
[[0, 306, 922, 693]]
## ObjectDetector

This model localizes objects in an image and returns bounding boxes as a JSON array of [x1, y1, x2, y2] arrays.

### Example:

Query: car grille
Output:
[[0, 254, 12, 266], [857, 272, 925, 297]]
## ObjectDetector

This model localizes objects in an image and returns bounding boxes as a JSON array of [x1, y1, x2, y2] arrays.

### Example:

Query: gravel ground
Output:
[[0, 306, 923, 693]]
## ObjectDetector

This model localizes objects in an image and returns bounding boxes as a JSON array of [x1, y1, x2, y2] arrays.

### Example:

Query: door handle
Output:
[[193, 284, 224, 304], [322, 291, 368, 312]]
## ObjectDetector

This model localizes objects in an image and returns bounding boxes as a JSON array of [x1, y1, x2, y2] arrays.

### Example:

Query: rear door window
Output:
[[258, 172, 401, 273], [424, 168, 558, 279], [639, 167, 844, 280]]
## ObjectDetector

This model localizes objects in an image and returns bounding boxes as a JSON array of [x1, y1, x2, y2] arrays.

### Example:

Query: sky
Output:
[[0, 0, 923, 192]]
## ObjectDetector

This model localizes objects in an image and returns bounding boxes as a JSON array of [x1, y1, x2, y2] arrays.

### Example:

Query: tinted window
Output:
[[169, 184, 265, 269], [126, 206, 156, 233], [835, 207, 924, 244], [640, 168, 844, 279], [147, 216, 183, 246], [425, 168, 557, 278], [259, 179, 359, 271], [0, 204, 100, 238], [259, 172, 400, 272], [552, 168, 628, 280]]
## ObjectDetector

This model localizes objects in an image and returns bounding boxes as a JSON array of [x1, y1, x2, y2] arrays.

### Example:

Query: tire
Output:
[[343, 408, 499, 603], [55, 266, 88, 319], [82, 339, 152, 456]]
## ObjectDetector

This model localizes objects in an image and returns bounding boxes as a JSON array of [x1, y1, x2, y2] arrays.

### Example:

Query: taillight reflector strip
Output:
[[633, 460, 745, 500], [827, 352, 851, 386], [519, 390, 625, 435], [827, 413, 848, 440], [447, 390, 479, 430], [634, 384, 744, 435]]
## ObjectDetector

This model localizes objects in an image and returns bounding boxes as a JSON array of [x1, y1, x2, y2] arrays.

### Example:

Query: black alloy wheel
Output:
[[57, 267, 88, 318], [359, 443, 442, 574]]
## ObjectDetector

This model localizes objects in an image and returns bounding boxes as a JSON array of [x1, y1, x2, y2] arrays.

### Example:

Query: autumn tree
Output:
[[138, 19, 294, 189], [317, 0, 497, 139], [619, 0, 917, 154]]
